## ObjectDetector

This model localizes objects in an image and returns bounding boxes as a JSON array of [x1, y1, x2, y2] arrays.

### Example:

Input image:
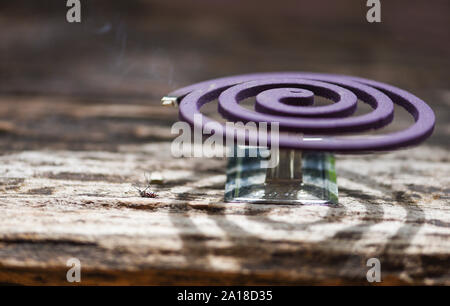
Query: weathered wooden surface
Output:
[[0, 143, 449, 285], [0, 0, 449, 285]]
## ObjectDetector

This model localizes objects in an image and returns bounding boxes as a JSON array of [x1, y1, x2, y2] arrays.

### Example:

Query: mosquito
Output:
[[133, 173, 157, 198]]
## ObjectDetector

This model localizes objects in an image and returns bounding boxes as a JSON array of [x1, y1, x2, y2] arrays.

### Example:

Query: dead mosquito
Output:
[[133, 173, 157, 198]]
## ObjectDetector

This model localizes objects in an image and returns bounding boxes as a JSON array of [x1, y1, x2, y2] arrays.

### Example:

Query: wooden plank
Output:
[[0, 141, 448, 285]]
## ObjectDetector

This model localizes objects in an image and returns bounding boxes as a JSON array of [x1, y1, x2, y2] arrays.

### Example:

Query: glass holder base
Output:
[[224, 147, 338, 205]]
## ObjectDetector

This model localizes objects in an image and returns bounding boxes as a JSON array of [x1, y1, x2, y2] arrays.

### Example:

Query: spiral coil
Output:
[[165, 73, 435, 153]]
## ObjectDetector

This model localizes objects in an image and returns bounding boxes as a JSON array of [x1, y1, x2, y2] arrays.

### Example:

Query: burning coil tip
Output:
[[161, 96, 179, 107]]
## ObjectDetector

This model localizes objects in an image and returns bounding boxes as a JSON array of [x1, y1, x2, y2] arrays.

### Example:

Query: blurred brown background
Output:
[[0, 0, 449, 150]]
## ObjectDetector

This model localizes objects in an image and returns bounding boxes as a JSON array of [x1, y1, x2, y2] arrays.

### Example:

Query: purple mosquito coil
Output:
[[165, 72, 435, 153]]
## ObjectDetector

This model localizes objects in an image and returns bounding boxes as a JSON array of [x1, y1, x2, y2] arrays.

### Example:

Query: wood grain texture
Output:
[[0, 0, 449, 285], [0, 141, 449, 285]]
